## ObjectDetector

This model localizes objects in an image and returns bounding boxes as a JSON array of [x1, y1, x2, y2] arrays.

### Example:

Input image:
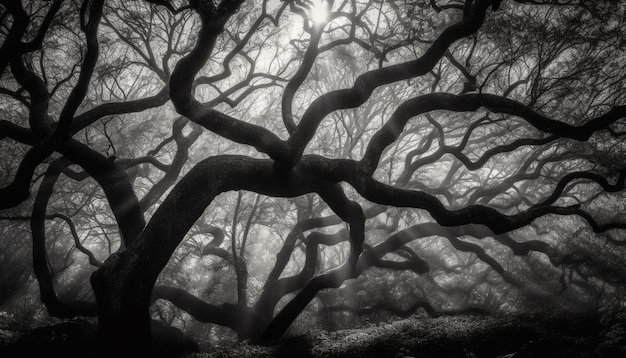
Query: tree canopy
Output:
[[1, 0, 625, 354]]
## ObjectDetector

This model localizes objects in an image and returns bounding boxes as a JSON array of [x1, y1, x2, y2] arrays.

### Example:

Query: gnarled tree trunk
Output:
[[91, 251, 153, 353]]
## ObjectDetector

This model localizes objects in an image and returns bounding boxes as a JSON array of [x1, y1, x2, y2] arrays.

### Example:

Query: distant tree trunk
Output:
[[236, 263, 249, 307], [231, 191, 249, 307]]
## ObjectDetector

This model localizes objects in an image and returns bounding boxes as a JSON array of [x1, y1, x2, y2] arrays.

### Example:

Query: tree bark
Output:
[[91, 250, 153, 354], [90, 155, 325, 349]]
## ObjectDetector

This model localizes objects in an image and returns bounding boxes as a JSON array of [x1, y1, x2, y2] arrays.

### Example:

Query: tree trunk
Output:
[[89, 156, 324, 348], [91, 250, 153, 354]]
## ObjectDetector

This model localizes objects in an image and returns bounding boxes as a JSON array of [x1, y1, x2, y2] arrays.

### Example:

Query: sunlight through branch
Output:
[[308, 0, 329, 25]]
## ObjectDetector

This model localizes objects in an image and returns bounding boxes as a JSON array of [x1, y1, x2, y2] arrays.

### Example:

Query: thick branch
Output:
[[0, 0, 106, 209], [0, 1, 28, 75], [363, 93, 624, 172], [70, 87, 170, 134], [283, 0, 500, 168], [59, 140, 145, 247], [531, 168, 626, 208], [281, 25, 324, 133], [151, 285, 256, 335], [169, 0, 287, 158]]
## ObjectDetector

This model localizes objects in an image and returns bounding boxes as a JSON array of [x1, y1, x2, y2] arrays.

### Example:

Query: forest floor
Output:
[[1, 309, 625, 357]]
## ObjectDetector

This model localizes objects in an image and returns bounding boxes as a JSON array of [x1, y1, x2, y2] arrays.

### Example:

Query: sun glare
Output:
[[309, 0, 329, 25]]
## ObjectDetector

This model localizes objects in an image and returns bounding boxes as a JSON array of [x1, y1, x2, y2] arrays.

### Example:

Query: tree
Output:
[[1, 0, 625, 354]]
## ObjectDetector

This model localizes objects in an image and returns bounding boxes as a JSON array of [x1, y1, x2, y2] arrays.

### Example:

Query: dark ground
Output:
[[1, 309, 625, 357]]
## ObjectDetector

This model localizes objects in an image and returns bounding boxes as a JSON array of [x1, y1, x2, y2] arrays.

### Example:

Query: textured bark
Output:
[[91, 250, 153, 353], [90, 155, 333, 347], [135, 149, 623, 343]]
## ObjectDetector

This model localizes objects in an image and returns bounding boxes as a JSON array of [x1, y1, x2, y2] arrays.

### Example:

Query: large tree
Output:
[[1, 0, 625, 354]]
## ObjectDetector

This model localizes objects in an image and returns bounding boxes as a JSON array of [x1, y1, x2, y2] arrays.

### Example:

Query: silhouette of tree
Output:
[[1, 0, 625, 354]]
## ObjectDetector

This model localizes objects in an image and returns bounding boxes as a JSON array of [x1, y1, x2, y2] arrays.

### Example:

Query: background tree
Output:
[[1, 0, 625, 354]]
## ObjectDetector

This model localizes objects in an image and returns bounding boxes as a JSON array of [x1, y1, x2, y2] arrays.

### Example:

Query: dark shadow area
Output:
[[2, 310, 625, 357], [0, 319, 199, 358]]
